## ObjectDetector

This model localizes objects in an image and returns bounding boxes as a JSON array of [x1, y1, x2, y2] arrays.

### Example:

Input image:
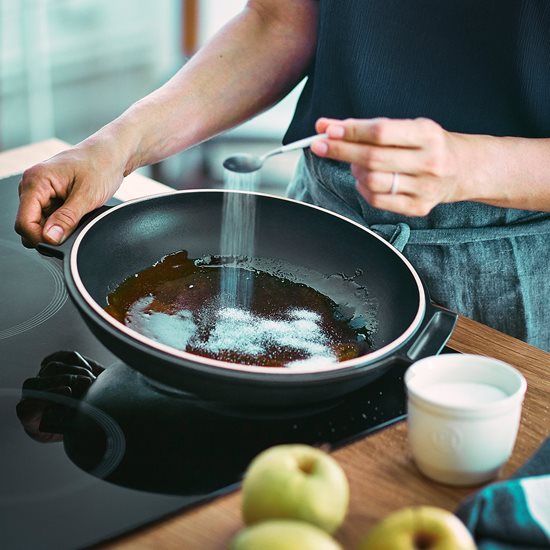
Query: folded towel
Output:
[[456, 436, 550, 549]]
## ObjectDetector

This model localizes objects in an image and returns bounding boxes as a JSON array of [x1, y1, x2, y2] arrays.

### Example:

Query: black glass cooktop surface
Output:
[[1, 174, 416, 550]]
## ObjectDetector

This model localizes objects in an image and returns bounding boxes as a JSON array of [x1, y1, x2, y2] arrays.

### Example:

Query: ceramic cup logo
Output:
[[405, 354, 527, 486], [431, 426, 461, 453]]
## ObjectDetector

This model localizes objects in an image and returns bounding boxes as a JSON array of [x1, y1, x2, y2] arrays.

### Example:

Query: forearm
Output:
[[83, 0, 318, 175], [455, 134, 550, 212]]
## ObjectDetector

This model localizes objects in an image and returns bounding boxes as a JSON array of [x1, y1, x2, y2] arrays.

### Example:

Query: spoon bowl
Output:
[[223, 154, 263, 174], [223, 133, 328, 174]]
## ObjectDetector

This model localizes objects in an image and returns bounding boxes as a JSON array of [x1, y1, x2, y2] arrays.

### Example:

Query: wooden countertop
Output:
[[2, 140, 549, 550]]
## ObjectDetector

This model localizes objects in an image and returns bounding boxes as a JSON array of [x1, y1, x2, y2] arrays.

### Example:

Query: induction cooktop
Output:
[[0, 173, 420, 550]]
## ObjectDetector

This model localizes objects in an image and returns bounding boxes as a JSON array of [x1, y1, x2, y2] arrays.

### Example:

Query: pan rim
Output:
[[69, 189, 426, 374]]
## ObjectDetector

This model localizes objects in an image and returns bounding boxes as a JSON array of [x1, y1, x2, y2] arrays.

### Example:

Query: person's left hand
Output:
[[311, 117, 473, 216]]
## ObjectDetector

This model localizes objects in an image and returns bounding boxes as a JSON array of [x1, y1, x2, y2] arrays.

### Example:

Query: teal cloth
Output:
[[286, 152, 550, 351], [456, 437, 550, 549]]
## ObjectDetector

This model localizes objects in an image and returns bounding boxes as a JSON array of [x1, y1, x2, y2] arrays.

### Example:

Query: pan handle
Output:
[[36, 205, 113, 260], [397, 302, 458, 363]]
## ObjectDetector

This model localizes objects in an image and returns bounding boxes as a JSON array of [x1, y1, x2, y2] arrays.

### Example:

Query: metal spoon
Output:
[[223, 133, 328, 174]]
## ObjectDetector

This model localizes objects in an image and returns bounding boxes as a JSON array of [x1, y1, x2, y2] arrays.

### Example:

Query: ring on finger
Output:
[[390, 172, 399, 195]]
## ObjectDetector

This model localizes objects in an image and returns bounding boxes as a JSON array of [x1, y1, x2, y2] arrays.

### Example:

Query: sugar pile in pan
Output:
[[195, 306, 336, 367], [125, 297, 337, 367]]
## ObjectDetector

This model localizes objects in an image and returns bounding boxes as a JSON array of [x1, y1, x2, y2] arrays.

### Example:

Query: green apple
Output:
[[241, 444, 349, 534], [358, 506, 476, 550], [230, 519, 343, 550]]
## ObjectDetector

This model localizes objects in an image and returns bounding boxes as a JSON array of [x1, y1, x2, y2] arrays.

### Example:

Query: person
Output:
[[15, 1, 550, 350]]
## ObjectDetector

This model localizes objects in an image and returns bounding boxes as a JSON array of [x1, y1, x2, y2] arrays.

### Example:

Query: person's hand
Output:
[[15, 140, 127, 247], [16, 351, 105, 443], [311, 117, 473, 216]]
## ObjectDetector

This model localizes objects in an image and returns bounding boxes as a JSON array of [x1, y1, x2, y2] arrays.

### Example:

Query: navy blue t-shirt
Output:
[[285, 0, 550, 142]]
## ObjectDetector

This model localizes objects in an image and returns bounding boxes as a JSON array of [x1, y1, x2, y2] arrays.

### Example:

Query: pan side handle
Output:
[[400, 303, 458, 363], [36, 204, 114, 260]]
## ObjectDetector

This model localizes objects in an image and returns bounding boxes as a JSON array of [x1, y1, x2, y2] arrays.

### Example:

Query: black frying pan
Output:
[[38, 190, 456, 406]]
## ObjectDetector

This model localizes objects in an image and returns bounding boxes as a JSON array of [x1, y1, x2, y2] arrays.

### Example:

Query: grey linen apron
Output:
[[287, 151, 550, 351]]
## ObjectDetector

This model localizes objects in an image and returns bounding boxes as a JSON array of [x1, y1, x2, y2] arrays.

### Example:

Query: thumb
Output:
[[42, 197, 89, 245]]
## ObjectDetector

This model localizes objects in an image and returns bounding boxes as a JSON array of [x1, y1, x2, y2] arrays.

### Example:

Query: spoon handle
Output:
[[265, 133, 329, 159]]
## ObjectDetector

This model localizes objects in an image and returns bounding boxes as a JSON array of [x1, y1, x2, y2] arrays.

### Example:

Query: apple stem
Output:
[[413, 532, 436, 549], [298, 459, 315, 475]]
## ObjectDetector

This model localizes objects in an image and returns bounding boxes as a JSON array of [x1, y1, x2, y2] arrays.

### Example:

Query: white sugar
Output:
[[196, 306, 337, 363], [126, 297, 198, 351], [219, 170, 258, 309], [421, 382, 508, 406], [127, 298, 338, 365]]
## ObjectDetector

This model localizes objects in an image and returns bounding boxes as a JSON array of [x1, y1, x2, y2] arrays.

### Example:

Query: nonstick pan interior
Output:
[[73, 190, 423, 354]]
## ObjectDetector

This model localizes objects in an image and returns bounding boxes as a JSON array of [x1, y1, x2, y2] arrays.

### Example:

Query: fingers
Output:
[[16, 349, 103, 443], [41, 204, 79, 245], [356, 183, 436, 217], [311, 116, 458, 216], [315, 117, 441, 148], [352, 169, 440, 216], [15, 163, 78, 247], [36, 364, 98, 396], [22, 373, 93, 399], [315, 117, 341, 134], [38, 363, 98, 380], [352, 165, 443, 215], [15, 171, 55, 248], [19, 350, 106, 400], [41, 181, 103, 245], [14, 146, 122, 248], [40, 350, 105, 376], [315, 141, 428, 174], [311, 117, 447, 176], [351, 166, 410, 195]]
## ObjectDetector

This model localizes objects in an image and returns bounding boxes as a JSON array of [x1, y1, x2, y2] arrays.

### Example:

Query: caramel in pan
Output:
[[105, 251, 372, 367]]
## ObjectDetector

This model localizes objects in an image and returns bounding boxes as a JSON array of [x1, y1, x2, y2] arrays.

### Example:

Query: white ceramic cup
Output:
[[405, 354, 527, 486]]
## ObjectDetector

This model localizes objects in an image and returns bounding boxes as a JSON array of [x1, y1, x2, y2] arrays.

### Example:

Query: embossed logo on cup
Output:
[[431, 427, 461, 452]]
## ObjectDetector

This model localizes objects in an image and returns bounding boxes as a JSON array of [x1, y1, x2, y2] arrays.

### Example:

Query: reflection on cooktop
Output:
[[1, 388, 125, 505], [17, 355, 407, 496], [3, 350, 408, 550]]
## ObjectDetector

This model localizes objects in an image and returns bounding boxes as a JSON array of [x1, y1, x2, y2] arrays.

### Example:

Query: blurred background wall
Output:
[[0, 0, 304, 194]]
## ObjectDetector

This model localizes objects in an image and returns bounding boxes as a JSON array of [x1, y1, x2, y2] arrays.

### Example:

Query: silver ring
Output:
[[390, 172, 399, 195]]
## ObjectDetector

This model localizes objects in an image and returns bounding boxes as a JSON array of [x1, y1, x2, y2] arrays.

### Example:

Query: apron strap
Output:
[[370, 223, 411, 252]]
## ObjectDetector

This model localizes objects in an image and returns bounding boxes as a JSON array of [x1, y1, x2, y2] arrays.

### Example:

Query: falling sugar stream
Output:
[[219, 169, 259, 309]]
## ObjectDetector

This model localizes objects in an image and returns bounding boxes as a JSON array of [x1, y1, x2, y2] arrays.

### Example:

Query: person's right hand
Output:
[[14, 141, 127, 248]]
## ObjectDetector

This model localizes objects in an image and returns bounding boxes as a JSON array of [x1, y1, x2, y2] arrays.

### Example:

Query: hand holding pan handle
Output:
[[36, 204, 114, 260]]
